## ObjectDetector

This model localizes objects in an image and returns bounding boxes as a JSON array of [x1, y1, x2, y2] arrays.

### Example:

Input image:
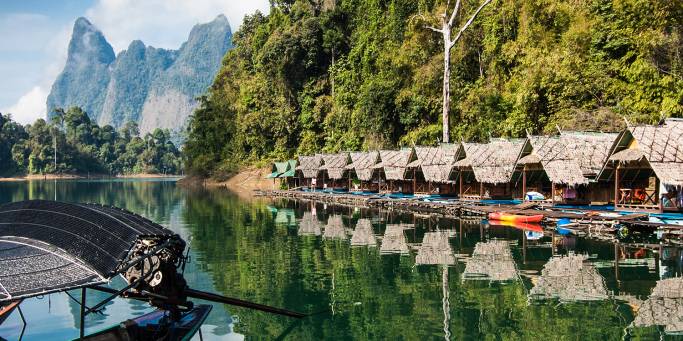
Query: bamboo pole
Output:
[[522, 165, 527, 200], [614, 164, 620, 210]]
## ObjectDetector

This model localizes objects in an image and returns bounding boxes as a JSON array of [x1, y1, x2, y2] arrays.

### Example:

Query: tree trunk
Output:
[[442, 17, 451, 143]]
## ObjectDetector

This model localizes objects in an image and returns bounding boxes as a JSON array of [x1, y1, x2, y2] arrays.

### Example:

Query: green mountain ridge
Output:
[[183, 0, 682, 177]]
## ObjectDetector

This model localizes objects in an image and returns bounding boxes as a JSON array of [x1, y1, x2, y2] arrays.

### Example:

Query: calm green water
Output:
[[0, 179, 682, 340]]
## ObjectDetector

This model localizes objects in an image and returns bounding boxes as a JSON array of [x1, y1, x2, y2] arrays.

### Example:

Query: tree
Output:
[[424, 0, 492, 143]]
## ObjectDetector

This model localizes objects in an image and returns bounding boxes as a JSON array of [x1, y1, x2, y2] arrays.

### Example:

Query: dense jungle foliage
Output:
[[184, 0, 682, 177], [0, 109, 182, 177]]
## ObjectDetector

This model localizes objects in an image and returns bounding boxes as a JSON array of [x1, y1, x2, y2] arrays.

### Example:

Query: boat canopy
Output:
[[0, 200, 175, 302]]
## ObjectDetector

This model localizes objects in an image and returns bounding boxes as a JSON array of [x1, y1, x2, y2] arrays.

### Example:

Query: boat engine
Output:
[[121, 235, 190, 312]]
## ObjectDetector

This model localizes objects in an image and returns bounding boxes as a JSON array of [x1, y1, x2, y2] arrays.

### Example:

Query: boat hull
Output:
[[488, 212, 544, 223], [80, 304, 212, 341]]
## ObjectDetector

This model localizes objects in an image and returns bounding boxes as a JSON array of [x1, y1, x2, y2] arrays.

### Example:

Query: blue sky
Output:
[[0, 0, 269, 124]]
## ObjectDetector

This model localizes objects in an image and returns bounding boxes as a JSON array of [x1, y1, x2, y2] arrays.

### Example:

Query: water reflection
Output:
[[379, 224, 411, 255], [632, 277, 683, 334], [2, 180, 683, 339], [463, 241, 518, 282], [529, 255, 608, 301], [350, 219, 377, 247]]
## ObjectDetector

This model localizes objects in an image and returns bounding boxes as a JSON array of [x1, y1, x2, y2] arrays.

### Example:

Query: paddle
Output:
[[184, 288, 307, 318]]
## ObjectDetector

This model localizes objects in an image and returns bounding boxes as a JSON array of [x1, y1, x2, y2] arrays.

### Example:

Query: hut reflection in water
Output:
[[529, 254, 608, 301]]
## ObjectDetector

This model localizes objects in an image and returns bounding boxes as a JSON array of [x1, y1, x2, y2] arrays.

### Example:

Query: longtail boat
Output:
[[0, 200, 306, 340]]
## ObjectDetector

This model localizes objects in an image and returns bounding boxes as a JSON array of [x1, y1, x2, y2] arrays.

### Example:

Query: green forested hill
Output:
[[184, 0, 682, 177]]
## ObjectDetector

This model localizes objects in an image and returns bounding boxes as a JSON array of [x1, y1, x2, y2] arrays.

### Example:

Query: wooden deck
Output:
[[256, 190, 682, 237]]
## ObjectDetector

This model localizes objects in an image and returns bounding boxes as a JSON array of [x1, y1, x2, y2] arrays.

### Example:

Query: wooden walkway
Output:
[[256, 190, 682, 235]]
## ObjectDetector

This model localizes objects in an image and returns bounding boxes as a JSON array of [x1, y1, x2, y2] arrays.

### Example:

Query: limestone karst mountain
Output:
[[46, 15, 232, 136]]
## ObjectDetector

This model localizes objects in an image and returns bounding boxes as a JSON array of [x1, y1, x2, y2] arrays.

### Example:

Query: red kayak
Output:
[[488, 212, 544, 223], [488, 219, 543, 232]]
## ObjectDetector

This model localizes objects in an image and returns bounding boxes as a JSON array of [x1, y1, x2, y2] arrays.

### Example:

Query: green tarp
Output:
[[266, 160, 297, 178], [278, 169, 295, 178]]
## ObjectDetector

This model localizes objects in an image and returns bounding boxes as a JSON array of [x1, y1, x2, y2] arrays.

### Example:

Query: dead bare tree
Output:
[[425, 0, 492, 143]]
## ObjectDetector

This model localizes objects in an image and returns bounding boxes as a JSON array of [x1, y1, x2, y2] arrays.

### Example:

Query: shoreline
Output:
[[0, 173, 183, 182]]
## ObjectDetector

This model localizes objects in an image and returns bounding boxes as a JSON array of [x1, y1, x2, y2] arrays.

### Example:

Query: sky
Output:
[[0, 0, 270, 124]]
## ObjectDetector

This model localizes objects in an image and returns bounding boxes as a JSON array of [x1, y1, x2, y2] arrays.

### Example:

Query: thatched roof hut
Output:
[[375, 149, 416, 181], [454, 139, 526, 185], [633, 277, 683, 333], [462, 240, 517, 281], [296, 154, 323, 178], [297, 211, 321, 236], [599, 119, 683, 186], [407, 144, 458, 183], [350, 219, 377, 247], [529, 254, 608, 301], [518, 131, 617, 186], [346, 151, 381, 181], [320, 153, 351, 180], [415, 231, 455, 265], [379, 224, 411, 254], [323, 215, 347, 240]]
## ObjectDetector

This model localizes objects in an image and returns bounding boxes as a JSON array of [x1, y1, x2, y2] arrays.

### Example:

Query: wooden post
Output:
[[413, 169, 417, 193], [551, 182, 556, 206], [522, 165, 527, 200], [614, 164, 619, 210], [459, 172, 462, 198], [479, 182, 484, 198]]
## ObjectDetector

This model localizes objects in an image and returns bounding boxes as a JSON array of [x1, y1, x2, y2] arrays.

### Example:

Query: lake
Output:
[[0, 179, 681, 340]]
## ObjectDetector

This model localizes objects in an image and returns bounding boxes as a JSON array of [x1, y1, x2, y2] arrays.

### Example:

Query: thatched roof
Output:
[[320, 153, 350, 179], [606, 119, 683, 186], [379, 224, 410, 254], [296, 154, 323, 178], [377, 149, 415, 180], [347, 151, 380, 181], [633, 277, 683, 333], [610, 148, 646, 162], [462, 240, 517, 281], [323, 215, 347, 240], [350, 219, 377, 247], [561, 131, 618, 177], [524, 136, 589, 186], [517, 154, 541, 165], [297, 211, 321, 236], [407, 145, 458, 183], [528, 254, 608, 301], [415, 231, 455, 265], [455, 139, 525, 184]]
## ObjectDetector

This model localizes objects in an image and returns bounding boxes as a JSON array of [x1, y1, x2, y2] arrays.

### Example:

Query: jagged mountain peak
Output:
[[67, 17, 115, 65], [48, 16, 233, 136]]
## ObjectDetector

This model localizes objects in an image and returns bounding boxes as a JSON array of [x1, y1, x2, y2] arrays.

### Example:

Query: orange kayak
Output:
[[488, 219, 543, 232], [488, 212, 544, 223]]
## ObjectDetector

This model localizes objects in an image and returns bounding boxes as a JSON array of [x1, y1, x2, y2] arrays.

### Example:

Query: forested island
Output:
[[184, 0, 682, 178], [0, 108, 181, 177]]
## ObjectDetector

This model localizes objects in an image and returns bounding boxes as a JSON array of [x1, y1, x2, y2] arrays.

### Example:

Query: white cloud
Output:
[[85, 0, 270, 52], [2, 86, 49, 125]]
